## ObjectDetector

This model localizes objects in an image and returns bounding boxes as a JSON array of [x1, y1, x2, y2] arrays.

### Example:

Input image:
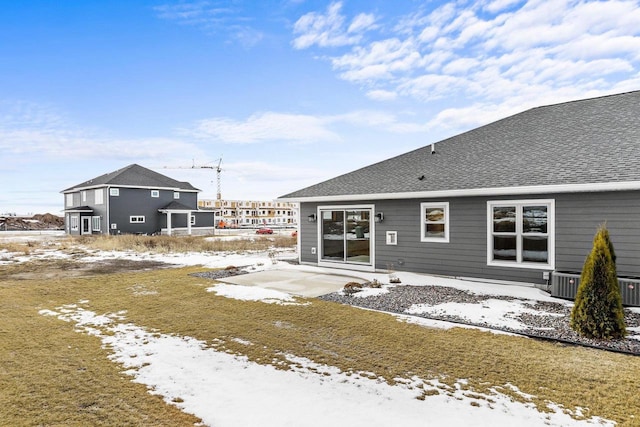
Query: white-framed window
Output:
[[82, 191, 87, 202], [95, 189, 104, 205], [66, 193, 74, 207], [110, 188, 120, 196], [174, 192, 180, 199], [386, 231, 398, 245], [130, 216, 145, 223], [111, 223, 117, 230], [487, 199, 554, 269], [420, 202, 449, 243], [70, 215, 79, 231], [190, 216, 196, 225], [151, 190, 159, 198], [92, 216, 101, 232]]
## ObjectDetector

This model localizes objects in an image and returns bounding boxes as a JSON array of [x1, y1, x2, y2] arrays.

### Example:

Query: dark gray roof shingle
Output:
[[281, 90, 640, 199], [63, 164, 199, 192]]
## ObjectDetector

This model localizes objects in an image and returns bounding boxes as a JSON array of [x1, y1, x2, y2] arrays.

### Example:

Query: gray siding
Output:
[[299, 190, 640, 285], [109, 188, 188, 234], [299, 204, 320, 264]]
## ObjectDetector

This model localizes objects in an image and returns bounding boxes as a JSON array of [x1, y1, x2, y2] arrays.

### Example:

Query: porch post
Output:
[[166, 212, 172, 236], [187, 212, 192, 235]]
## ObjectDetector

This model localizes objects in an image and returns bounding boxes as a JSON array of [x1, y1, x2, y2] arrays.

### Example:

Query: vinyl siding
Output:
[[299, 190, 640, 285]]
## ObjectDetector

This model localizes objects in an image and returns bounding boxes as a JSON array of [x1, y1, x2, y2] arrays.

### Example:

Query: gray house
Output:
[[62, 164, 217, 235], [280, 90, 640, 301]]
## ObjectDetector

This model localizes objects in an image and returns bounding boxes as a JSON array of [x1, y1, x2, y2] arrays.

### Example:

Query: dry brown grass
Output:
[[70, 233, 296, 253], [2, 258, 640, 425]]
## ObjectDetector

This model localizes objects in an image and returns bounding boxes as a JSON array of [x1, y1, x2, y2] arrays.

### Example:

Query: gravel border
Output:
[[319, 284, 640, 355]]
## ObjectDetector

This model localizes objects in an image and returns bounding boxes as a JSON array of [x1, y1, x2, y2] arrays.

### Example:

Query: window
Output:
[[151, 190, 159, 198], [420, 202, 449, 243], [95, 189, 104, 205], [110, 188, 120, 196], [190, 216, 196, 225], [386, 231, 398, 245], [111, 223, 117, 230], [487, 200, 554, 269], [66, 193, 74, 207], [130, 216, 145, 223], [92, 216, 101, 232], [82, 191, 87, 202], [174, 192, 180, 199], [70, 215, 79, 231]]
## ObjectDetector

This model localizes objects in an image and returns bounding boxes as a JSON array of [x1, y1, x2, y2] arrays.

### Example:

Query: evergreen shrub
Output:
[[570, 225, 626, 339]]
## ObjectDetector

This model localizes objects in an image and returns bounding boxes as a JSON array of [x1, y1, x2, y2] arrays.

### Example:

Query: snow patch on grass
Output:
[[406, 299, 563, 331], [207, 283, 308, 305], [40, 303, 614, 427]]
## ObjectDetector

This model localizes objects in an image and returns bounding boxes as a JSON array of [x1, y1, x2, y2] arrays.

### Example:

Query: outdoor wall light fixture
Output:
[[375, 212, 384, 222], [308, 213, 317, 222]]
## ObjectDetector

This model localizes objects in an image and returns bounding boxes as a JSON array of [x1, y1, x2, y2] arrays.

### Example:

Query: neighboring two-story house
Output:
[[62, 164, 216, 235]]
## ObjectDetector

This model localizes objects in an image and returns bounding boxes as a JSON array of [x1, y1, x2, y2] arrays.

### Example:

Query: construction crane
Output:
[[164, 157, 223, 200]]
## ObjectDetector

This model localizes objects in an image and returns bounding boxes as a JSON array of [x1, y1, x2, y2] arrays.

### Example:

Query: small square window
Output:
[[110, 188, 120, 196], [386, 231, 398, 245], [190, 216, 196, 225], [151, 190, 159, 198], [174, 192, 180, 199]]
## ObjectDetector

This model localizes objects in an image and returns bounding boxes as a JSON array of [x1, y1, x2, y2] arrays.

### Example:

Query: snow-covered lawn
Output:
[[2, 239, 625, 425], [41, 301, 613, 427]]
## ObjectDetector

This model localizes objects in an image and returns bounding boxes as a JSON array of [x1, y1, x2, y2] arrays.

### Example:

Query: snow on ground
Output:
[[207, 283, 308, 306], [406, 298, 563, 331], [1, 235, 624, 424], [41, 303, 613, 427]]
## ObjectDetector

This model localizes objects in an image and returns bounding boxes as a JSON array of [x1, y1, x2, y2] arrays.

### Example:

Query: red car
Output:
[[256, 227, 273, 235]]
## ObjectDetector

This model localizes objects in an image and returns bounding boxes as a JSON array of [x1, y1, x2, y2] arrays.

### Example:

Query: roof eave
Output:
[[279, 181, 640, 202]]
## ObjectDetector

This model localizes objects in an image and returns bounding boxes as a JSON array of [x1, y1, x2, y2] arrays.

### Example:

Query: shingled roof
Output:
[[281, 90, 640, 201], [63, 164, 199, 193]]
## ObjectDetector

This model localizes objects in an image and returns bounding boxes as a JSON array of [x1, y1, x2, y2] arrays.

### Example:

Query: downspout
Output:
[[106, 186, 110, 235]]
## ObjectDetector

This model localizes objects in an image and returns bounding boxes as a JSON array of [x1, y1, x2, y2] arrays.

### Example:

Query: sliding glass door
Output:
[[321, 208, 372, 265]]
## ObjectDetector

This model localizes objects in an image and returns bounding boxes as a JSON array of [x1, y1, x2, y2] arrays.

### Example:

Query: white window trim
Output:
[[110, 188, 120, 196], [66, 193, 74, 207], [130, 215, 145, 223], [486, 199, 555, 270], [190, 216, 196, 225], [92, 216, 101, 232], [151, 190, 160, 198], [70, 215, 79, 231], [316, 204, 376, 272], [174, 192, 180, 199], [95, 189, 104, 205], [420, 202, 450, 243], [82, 191, 87, 202], [386, 231, 398, 245]]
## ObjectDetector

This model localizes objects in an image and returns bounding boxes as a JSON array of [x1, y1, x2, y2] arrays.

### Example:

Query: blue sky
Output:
[[2, 0, 640, 214]]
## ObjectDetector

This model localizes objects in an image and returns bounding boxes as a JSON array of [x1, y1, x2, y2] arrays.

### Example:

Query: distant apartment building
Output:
[[198, 199, 298, 228]]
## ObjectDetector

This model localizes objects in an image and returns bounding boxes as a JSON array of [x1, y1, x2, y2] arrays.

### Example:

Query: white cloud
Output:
[[347, 12, 377, 33], [292, 1, 376, 49], [484, 0, 524, 14], [0, 101, 207, 163], [294, 0, 640, 129], [154, 1, 263, 47], [184, 109, 431, 145], [366, 89, 398, 101], [185, 112, 341, 144]]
